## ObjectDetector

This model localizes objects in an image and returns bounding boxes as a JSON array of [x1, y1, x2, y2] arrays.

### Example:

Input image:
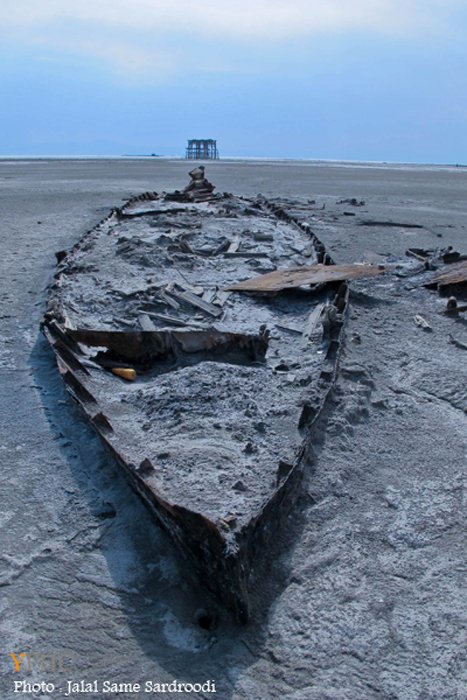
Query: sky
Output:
[[1, 0, 467, 162]]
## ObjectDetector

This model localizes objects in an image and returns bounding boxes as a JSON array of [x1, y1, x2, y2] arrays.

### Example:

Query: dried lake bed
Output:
[[0, 158, 465, 700]]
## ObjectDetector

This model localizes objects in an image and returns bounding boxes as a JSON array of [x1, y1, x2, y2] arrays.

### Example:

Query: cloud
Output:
[[0, 0, 464, 79], [31, 35, 181, 83], [1, 0, 464, 38]]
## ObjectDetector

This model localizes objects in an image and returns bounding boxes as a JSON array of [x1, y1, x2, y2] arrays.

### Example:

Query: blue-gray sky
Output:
[[1, 0, 466, 162]]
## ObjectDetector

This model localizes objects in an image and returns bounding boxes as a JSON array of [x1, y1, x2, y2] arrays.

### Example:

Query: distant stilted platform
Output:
[[186, 139, 219, 160]]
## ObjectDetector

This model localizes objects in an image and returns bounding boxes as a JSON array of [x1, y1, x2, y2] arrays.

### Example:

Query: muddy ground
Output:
[[0, 159, 465, 700]]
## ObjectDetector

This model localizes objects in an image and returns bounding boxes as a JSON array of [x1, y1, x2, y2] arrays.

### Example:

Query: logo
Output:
[[8, 651, 76, 674]]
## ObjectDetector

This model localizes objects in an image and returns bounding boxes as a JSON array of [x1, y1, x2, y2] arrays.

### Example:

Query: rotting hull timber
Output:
[[43, 184, 363, 623]]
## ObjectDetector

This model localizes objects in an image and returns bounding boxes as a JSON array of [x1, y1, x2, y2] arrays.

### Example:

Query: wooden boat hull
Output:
[[43, 183, 359, 623]]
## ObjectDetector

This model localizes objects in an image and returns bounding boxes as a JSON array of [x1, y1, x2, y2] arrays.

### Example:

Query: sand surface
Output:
[[0, 158, 466, 700]]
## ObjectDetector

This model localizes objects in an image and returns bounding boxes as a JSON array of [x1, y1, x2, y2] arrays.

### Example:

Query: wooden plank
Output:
[[202, 289, 217, 303], [360, 220, 423, 229], [171, 276, 204, 296], [142, 311, 191, 327], [179, 238, 194, 254], [425, 260, 467, 287], [406, 247, 432, 262], [449, 334, 467, 350], [275, 323, 302, 335], [226, 263, 383, 292], [224, 251, 270, 259], [301, 303, 325, 348], [113, 316, 135, 327], [150, 313, 207, 329], [166, 287, 223, 318], [138, 314, 157, 331], [158, 289, 180, 310], [252, 232, 274, 242], [215, 290, 231, 306], [227, 236, 240, 253]]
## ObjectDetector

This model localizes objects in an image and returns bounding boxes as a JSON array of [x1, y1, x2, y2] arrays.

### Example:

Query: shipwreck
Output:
[[43, 169, 382, 623]]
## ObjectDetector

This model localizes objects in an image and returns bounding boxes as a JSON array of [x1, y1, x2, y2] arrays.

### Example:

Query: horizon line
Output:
[[1, 154, 467, 168]]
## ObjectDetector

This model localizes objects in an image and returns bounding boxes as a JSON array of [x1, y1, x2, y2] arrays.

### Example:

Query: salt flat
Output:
[[0, 158, 465, 700]]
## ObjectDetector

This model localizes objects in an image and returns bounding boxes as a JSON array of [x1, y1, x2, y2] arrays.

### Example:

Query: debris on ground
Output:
[[336, 198, 365, 206], [414, 314, 432, 331], [448, 334, 467, 350], [226, 263, 383, 293], [425, 259, 467, 295]]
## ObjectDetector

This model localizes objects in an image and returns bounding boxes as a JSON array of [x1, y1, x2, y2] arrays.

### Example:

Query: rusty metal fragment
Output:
[[226, 263, 383, 293], [425, 260, 467, 290]]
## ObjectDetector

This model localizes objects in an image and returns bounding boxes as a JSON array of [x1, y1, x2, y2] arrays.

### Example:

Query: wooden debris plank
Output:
[[215, 290, 231, 306], [121, 207, 186, 218], [449, 334, 467, 350], [406, 248, 432, 261], [252, 232, 274, 242], [425, 260, 467, 287], [275, 323, 302, 335], [190, 285, 205, 296], [147, 312, 207, 329], [224, 251, 270, 259], [226, 263, 383, 292], [138, 313, 157, 331], [202, 289, 217, 303], [173, 274, 204, 295], [142, 312, 190, 327], [158, 289, 180, 309], [227, 236, 240, 253], [179, 238, 194, 254], [166, 287, 223, 317], [113, 316, 135, 327], [301, 303, 326, 348], [360, 220, 423, 229]]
